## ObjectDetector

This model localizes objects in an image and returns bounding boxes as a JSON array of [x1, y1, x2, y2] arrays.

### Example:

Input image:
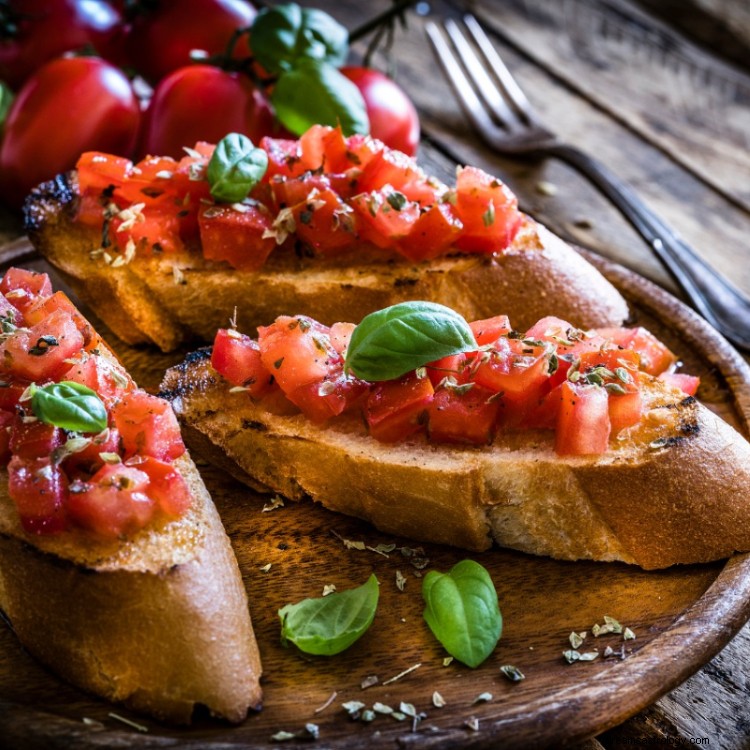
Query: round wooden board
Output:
[[1, 242, 750, 750]]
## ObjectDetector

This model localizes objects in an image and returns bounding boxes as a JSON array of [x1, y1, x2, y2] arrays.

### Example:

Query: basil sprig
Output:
[[250, 2, 368, 137], [422, 560, 502, 668], [279, 573, 379, 656], [207, 133, 269, 203], [30, 381, 108, 434], [344, 301, 477, 381]]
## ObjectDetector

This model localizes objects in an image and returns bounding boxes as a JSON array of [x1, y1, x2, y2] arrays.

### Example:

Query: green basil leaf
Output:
[[207, 133, 268, 203], [271, 59, 369, 137], [30, 381, 108, 434], [422, 560, 502, 668], [279, 573, 379, 656], [0, 82, 13, 130], [344, 301, 477, 381], [250, 2, 349, 74]]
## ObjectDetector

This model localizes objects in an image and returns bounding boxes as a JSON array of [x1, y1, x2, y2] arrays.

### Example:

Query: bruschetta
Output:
[[0, 267, 262, 724], [24, 125, 628, 352], [160, 302, 750, 571]]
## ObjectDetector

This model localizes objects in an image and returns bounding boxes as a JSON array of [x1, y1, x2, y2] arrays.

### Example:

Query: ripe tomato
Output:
[[137, 64, 276, 159], [0, 56, 140, 208], [8, 455, 68, 534], [124, 0, 257, 83], [112, 391, 186, 461], [211, 328, 274, 396], [340, 66, 420, 156], [0, 0, 124, 90], [555, 381, 611, 456]]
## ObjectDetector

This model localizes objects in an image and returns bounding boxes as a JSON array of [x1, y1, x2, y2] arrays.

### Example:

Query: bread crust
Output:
[[24, 173, 629, 352], [161, 353, 750, 570]]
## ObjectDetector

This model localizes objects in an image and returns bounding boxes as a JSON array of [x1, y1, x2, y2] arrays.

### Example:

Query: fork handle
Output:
[[548, 143, 750, 352]]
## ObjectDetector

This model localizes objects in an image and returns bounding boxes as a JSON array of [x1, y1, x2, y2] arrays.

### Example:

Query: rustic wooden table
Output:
[[0, 0, 749, 747]]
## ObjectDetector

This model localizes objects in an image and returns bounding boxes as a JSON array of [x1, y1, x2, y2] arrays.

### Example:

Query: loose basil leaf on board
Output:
[[279, 573, 379, 656], [271, 59, 369, 137], [30, 381, 108, 434], [0, 82, 13, 129], [207, 133, 268, 203], [344, 301, 477, 382], [422, 559, 502, 668], [250, 2, 349, 74]]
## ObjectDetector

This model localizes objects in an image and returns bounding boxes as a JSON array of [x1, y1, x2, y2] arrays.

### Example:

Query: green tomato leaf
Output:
[[30, 381, 108, 434], [207, 133, 268, 203], [422, 560, 502, 668], [344, 301, 477, 381], [279, 573, 379, 656], [271, 60, 369, 137], [250, 2, 349, 74], [0, 82, 13, 130]]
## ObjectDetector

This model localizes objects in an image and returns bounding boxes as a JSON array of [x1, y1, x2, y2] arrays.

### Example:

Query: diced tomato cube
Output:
[[555, 382, 611, 456], [198, 203, 276, 270], [608, 389, 643, 434], [112, 391, 185, 461], [63, 427, 122, 475], [76, 152, 132, 193], [425, 352, 470, 388], [61, 353, 133, 407], [299, 124, 351, 173], [595, 326, 676, 376], [0, 292, 22, 328], [66, 464, 155, 539], [350, 188, 421, 249], [358, 148, 438, 204], [138, 456, 191, 518], [365, 373, 434, 443], [288, 375, 368, 423], [24, 291, 99, 351], [470, 315, 512, 346], [260, 136, 306, 180], [0, 409, 14, 464], [454, 166, 523, 253], [0, 379, 30, 411], [270, 173, 331, 209], [293, 186, 358, 255], [0, 268, 53, 314], [8, 455, 67, 534], [0, 309, 85, 381], [112, 205, 184, 255], [398, 203, 463, 261], [211, 328, 273, 397], [428, 384, 498, 444], [519, 383, 564, 430], [658, 371, 700, 396], [329, 322, 356, 356], [9, 416, 64, 459]]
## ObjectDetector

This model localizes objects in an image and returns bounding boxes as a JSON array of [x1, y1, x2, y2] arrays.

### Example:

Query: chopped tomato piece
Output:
[[596, 326, 676, 376], [112, 391, 185, 461], [9, 417, 64, 459], [211, 328, 273, 397], [292, 186, 358, 255], [658, 371, 700, 396], [454, 166, 522, 253], [112, 205, 184, 255], [24, 291, 99, 351], [288, 375, 368, 423], [608, 389, 643, 434], [198, 203, 275, 270], [8, 456, 68, 534], [365, 373, 434, 442], [428, 384, 498, 444], [0, 410, 13, 464], [138, 456, 192, 518], [470, 315, 512, 346], [0, 309, 85, 382], [76, 152, 132, 193], [350, 188, 420, 249], [0, 292, 22, 328], [260, 136, 305, 180], [65, 464, 155, 539], [425, 352, 470, 388], [62, 353, 132, 407], [63, 427, 122, 475], [0, 379, 30, 411], [0, 268, 53, 315], [299, 124, 350, 173], [358, 148, 440, 205], [329, 322, 356, 355], [555, 382, 611, 456], [398, 203, 463, 261]]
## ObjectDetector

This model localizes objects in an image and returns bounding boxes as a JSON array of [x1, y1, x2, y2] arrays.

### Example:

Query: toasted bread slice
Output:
[[24, 173, 628, 352], [161, 349, 750, 571]]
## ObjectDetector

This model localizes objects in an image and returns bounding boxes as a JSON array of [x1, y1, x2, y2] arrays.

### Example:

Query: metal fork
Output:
[[426, 15, 750, 353]]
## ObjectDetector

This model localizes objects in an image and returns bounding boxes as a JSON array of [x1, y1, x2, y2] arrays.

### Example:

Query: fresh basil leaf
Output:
[[422, 559, 502, 668], [344, 301, 477, 381], [207, 133, 268, 203], [0, 82, 13, 130], [279, 573, 379, 656], [250, 2, 349, 74], [30, 381, 108, 434], [271, 59, 369, 137]]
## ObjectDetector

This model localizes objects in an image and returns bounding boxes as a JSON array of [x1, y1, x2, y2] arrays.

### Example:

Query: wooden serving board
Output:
[[1, 243, 750, 749]]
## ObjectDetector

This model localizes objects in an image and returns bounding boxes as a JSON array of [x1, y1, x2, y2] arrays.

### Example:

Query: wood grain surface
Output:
[[1, 244, 750, 749]]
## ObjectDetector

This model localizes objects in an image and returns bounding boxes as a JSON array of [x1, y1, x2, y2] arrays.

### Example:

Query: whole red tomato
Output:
[[0, 56, 140, 208], [340, 66, 420, 156], [137, 64, 278, 159], [125, 0, 257, 83], [0, 0, 124, 91]]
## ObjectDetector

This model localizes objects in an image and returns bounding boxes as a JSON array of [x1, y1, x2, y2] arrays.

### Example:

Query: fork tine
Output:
[[441, 18, 524, 132], [462, 15, 544, 127], [425, 21, 507, 142]]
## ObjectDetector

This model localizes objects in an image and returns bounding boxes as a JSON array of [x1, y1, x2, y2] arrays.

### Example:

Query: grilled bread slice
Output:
[[24, 170, 628, 353], [161, 348, 750, 571]]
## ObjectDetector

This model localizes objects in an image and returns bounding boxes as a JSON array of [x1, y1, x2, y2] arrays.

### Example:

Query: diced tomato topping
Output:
[[365, 373, 434, 442], [211, 328, 273, 397], [0, 309, 85, 381], [470, 315, 512, 346], [24, 291, 99, 351], [298, 124, 351, 173], [399, 203, 463, 262], [9, 417, 64, 459], [425, 353, 469, 388], [0, 379, 29, 411], [112, 391, 185, 461], [658, 371, 700, 396], [112, 205, 184, 255], [76, 152, 132, 193], [138, 456, 192, 518], [428, 384, 498, 444], [63, 427, 122, 475], [0, 410, 13, 464], [350, 188, 421, 249], [596, 326, 676, 376], [0, 268, 53, 315], [329, 322, 356, 356], [65, 464, 155, 539], [198, 203, 276, 270], [8, 456, 67, 534], [289, 375, 368, 423], [260, 136, 305, 180], [0, 292, 22, 328], [61, 353, 132, 407], [555, 382, 611, 456], [293, 186, 358, 255], [454, 166, 523, 253]]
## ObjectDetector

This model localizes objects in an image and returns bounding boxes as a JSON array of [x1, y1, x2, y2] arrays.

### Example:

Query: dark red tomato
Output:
[[125, 0, 257, 84], [0, 0, 124, 90], [340, 66, 420, 156], [8, 455, 67, 534], [427, 384, 498, 445], [9, 417, 64, 460], [0, 56, 140, 208], [211, 328, 273, 397], [137, 64, 276, 160], [364, 373, 434, 443], [138, 456, 191, 518]]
